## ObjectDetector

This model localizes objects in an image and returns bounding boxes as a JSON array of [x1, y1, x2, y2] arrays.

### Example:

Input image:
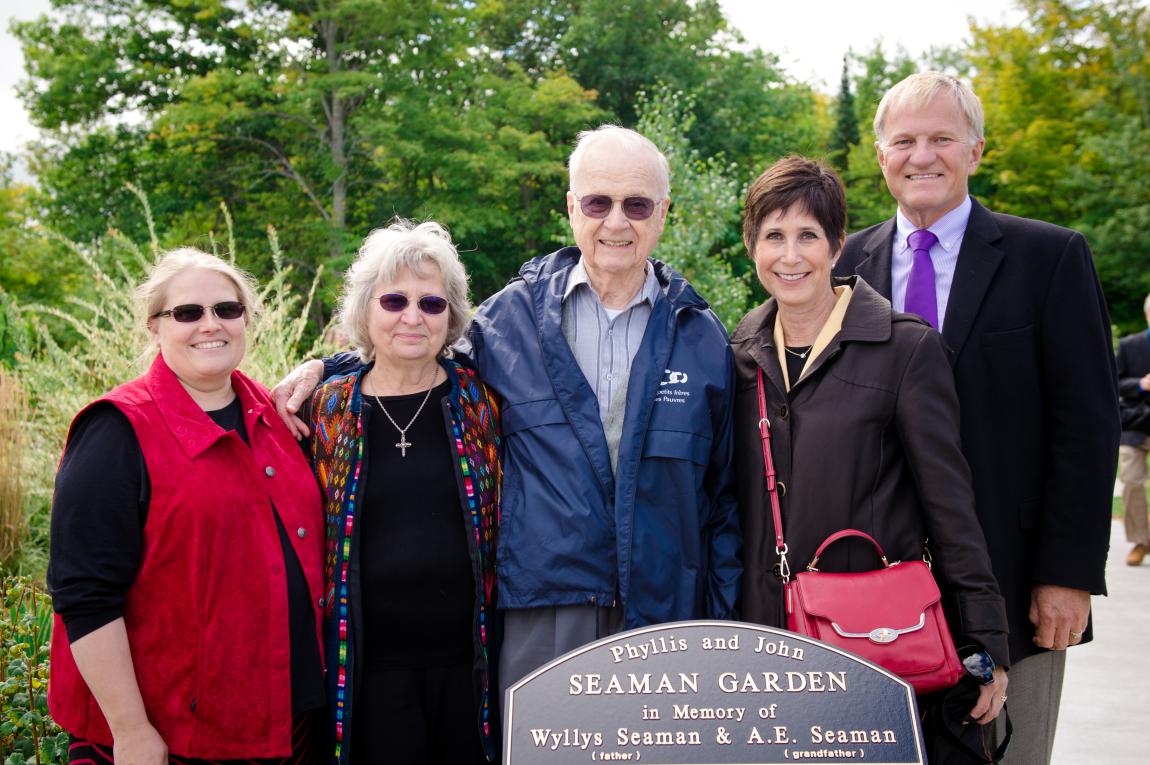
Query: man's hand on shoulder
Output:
[[271, 359, 325, 439], [1029, 584, 1091, 651]]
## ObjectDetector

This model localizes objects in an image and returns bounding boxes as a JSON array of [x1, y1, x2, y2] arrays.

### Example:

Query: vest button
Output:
[[265, 466, 275, 477], [297, 527, 306, 539], [318, 596, 325, 608]]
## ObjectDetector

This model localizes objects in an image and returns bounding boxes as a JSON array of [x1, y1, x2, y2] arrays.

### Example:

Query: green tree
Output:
[[14, 1, 473, 264], [0, 155, 81, 313], [475, 0, 820, 174], [841, 43, 916, 230], [637, 87, 750, 330], [393, 66, 606, 295], [829, 56, 860, 172], [968, 0, 1150, 328]]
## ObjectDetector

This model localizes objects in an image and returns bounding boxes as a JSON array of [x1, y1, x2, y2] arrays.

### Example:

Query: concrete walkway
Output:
[[1051, 520, 1150, 763]]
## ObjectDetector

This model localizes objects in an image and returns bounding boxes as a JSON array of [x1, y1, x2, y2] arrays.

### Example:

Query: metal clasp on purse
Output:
[[830, 613, 927, 644]]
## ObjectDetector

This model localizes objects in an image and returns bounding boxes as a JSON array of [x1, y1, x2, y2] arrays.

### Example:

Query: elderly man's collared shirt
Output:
[[891, 195, 971, 331], [562, 258, 663, 471]]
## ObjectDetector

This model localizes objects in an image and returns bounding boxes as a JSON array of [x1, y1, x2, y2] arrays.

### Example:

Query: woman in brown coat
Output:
[[730, 156, 1009, 726]]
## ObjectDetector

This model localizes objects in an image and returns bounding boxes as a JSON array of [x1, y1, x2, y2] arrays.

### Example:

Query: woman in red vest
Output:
[[47, 248, 325, 763]]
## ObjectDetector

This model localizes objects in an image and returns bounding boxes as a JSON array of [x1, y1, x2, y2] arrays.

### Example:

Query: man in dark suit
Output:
[[1116, 293, 1150, 566], [835, 72, 1119, 764]]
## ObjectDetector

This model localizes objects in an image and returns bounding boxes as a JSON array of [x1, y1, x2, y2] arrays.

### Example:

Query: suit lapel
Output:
[[941, 200, 1005, 361], [852, 219, 897, 299]]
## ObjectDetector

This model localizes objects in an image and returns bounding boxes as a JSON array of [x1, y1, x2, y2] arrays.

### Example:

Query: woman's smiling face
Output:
[[149, 268, 247, 397], [751, 206, 842, 309]]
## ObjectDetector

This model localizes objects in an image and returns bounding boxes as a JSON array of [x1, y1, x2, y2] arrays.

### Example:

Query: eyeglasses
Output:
[[151, 301, 246, 323], [375, 293, 449, 315], [575, 194, 658, 221]]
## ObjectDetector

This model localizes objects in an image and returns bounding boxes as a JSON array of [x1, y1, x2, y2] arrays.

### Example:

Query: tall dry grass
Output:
[[12, 188, 337, 575], [0, 366, 28, 569]]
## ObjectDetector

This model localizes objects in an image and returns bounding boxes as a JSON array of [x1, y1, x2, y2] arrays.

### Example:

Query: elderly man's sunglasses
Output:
[[152, 301, 246, 323], [575, 194, 658, 221], [376, 293, 449, 315]]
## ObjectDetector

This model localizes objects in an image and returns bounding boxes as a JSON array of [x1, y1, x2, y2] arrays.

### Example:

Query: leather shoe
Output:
[[1127, 543, 1148, 566]]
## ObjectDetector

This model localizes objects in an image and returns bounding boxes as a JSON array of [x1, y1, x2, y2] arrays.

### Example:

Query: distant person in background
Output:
[[1116, 292, 1150, 566], [48, 248, 324, 764], [835, 71, 1119, 764]]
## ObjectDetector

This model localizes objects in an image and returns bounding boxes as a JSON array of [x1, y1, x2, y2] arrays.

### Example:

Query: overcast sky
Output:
[[0, 0, 1028, 158]]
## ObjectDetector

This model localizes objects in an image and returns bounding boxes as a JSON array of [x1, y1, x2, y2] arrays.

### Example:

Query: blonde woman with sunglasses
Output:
[[48, 248, 326, 764]]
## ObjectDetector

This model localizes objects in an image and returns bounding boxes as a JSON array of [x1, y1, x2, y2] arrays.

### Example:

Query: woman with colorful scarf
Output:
[[307, 220, 501, 764]]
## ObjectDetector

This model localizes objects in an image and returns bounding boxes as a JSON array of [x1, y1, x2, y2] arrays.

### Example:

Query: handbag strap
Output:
[[756, 368, 790, 582], [807, 528, 891, 571]]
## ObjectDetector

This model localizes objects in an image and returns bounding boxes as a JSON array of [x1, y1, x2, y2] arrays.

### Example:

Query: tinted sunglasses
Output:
[[575, 194, 658, 221], [376, 293, 449, 315], [152, 301, 246, 323]]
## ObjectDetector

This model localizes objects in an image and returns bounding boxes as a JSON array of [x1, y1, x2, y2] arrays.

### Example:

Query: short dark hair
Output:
[[742, 156, 847, 256]]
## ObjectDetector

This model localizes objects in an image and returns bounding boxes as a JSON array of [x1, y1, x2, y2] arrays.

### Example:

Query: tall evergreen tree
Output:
[[829, 55, 860, 172]]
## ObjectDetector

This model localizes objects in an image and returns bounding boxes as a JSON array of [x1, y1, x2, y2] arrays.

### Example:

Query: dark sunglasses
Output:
[[152, 301, 246, 323], [575, 194, 658, 221], [376, 293, 449, 315]]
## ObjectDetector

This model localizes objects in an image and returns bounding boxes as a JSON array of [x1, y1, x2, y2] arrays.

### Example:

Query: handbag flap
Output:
[[793, 560, 941, 634]]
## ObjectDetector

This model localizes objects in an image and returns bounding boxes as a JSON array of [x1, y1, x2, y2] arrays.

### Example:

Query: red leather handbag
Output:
[[786, 529, 965, 693], [756, 369, 964, 695]]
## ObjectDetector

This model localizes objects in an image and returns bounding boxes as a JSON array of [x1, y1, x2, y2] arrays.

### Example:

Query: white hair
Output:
[[338, 219, 471, 362], [568, 124, 671, 199]]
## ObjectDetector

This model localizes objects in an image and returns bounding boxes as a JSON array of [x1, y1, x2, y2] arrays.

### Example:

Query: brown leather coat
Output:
[[731, 276, 1009, 666]]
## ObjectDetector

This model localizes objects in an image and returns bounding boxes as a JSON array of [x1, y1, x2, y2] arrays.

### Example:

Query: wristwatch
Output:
[[958, 647, 996, 685]]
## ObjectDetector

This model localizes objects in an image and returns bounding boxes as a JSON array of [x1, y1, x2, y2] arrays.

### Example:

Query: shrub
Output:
[[0, 576, 67, 765]]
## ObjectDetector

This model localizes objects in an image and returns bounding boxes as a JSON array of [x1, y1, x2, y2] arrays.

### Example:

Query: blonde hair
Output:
[[338, 220, 471, 362], [874, 71, 985, 144], [136, 247, 260, 355]]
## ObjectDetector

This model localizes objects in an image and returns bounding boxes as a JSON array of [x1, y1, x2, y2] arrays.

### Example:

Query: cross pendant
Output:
[[395, 435, 412, 457]]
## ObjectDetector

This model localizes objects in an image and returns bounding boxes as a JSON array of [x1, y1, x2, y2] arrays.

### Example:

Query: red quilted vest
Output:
[[48, 353, 324, 758]]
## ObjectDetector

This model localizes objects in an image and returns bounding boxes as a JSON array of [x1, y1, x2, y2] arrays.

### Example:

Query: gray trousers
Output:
[[998, 650, 1066, 765], [498, 604, 625, 705]]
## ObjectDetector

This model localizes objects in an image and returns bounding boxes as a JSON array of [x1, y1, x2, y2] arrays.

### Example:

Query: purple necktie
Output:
[[904, 229, 940, 329]]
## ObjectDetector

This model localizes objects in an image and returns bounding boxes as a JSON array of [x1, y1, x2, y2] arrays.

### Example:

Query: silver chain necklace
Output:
[[367, 370, 437, 457], [784, 345, 812, 359]]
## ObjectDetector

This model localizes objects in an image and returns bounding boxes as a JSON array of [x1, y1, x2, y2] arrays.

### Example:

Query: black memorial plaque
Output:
[[504, 621, 925, 764]]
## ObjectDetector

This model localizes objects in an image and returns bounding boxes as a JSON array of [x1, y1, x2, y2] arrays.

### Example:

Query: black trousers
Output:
[[350, 660, 486, 764]]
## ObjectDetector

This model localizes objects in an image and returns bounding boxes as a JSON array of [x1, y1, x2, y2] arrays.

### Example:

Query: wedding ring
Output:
[[1070, 631, 1083, 639], [1000, 695, 1008, 703]]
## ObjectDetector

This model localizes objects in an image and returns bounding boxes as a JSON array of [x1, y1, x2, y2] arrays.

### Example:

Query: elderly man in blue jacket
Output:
[[274, 125, 741, 697]]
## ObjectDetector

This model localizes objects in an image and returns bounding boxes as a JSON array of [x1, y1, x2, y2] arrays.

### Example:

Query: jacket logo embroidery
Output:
[[660, 369, 689, 386]]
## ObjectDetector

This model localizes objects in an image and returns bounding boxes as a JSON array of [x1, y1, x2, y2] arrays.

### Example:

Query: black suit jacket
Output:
[[1117, 331, 1150, 442], [835, 198, 1120, 663]]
